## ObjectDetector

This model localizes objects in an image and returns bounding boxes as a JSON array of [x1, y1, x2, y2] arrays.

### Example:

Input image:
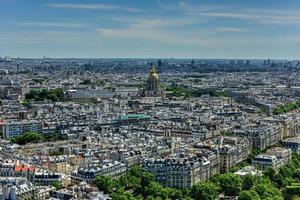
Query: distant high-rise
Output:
[[157, 60, 163, 73], [191, 59, 195, 66]]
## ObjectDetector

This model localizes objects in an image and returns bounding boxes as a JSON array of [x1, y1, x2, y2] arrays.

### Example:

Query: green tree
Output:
[[52, 181, 63, 190], [110, 188, 137, 200], [293, 168, 300, 180], [11, 132, 42, 145], [238, 190, 260, 200], [165, 187, 183, 199], [242, 174, 255, 190], [218, 173, 242, 196], [279, 166, 293, 178], [144, 182, 164, 198], [191, 181, 218, 200], [254, 182, 283, 200], [49, 151, 63, 156], [79, 79, 92, 85], [264, 168, 276, 180], [128, 165, 141, 177], [25, 88, 64, 102], [243, 174, 255, 190], [141, 172, 155, 189], [273, 99, 300, 115], [94, 175, 118, 194]]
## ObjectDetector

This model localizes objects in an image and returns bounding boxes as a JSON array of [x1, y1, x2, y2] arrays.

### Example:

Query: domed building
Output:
[[142, 66, 166, 98]]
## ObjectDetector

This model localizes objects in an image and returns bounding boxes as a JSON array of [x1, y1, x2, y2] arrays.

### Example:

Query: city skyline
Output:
[[1, 0, 300, 59]]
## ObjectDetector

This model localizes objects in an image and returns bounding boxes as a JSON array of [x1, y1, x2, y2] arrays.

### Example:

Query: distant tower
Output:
[[191, 59, 195, 66], [157, 60, 163, 73]]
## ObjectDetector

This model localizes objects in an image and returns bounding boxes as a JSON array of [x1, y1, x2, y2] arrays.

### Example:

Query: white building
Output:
[[252, 154, 283, 172]]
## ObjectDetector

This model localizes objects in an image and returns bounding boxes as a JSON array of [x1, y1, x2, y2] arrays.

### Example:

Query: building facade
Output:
[[141, 154, 217, 189], [71, 161, 127, 184], [2, 120, 43, 139]]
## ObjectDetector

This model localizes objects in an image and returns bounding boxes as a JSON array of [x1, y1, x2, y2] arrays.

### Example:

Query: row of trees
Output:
[[166, 86, 225, 98], [32, 78, 47, 84], [11, 132, 42, 145], [94, 165, 187, 200], [25, 88, 64, 102], [93, 154, 300, 200], [79, 79, 106, 87], [11, 132, 65, 145], [273, 99, 300, 115]]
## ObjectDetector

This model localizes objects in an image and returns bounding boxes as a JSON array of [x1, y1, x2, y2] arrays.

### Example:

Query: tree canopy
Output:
[[11, 132, 42, 145], [93, 154, 300, 200], [238, 190, 260, 200], [218, 173, 242, 196], [191, 181, 218, 200], [273, 99, 300, 115], [25, 88, 64, 102], [11, 132, 65, 145]]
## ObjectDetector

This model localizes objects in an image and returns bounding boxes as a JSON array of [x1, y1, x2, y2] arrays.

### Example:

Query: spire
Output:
[[150, 65, 157, 74]]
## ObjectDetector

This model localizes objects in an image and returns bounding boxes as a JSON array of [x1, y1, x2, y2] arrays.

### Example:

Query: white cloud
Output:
[[95, 26, 247, 46], [110, 17, 204, 29], [176, 1, 300, 25], [0, 31, 98, 45], [95, 21, 300, 48], [188, 9, 300, 25], [16, 22, 87, 28], [47, 3, 142, 12], [217, 27, 251, 33], [95, 15, 252, 46], [96, 28, 194, 45], [96, 16, 208, 46]]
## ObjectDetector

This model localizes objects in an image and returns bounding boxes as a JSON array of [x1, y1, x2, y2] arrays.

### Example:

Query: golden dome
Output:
[[150, 73, 159, 81], [150, 66, 159, 81]]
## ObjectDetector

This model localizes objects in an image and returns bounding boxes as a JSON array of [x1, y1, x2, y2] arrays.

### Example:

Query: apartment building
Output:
[[265, 147, 292, 165], [252, 155, 284, 172], [282, 137, 300, 154], [142, 154, 214, 189], [2, 120, 43, 139], [71, 160, 127, 184]]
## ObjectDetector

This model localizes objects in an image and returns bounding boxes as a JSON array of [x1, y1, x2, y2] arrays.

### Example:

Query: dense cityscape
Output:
[[0, 57, 299, 200], [1, 0, 300, 199]]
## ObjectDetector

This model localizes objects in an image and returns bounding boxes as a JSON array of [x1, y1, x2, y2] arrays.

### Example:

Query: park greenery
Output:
[[49, 150, 64, 157], [52, 181, 63, 190], [166, 86, 227, 98], [273, 99, 300, 115], [32, 78, 47, 84], [25, 88, 64, 102], [11, 132, 65, 145], [10, 131, 42, 145], [93, 154, 300, 200], [79, 79, 106, 87], [79, 79, 92, 85]]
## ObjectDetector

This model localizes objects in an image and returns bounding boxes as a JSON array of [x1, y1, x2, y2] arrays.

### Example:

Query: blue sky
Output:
[[1, 0, 300, 59]]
